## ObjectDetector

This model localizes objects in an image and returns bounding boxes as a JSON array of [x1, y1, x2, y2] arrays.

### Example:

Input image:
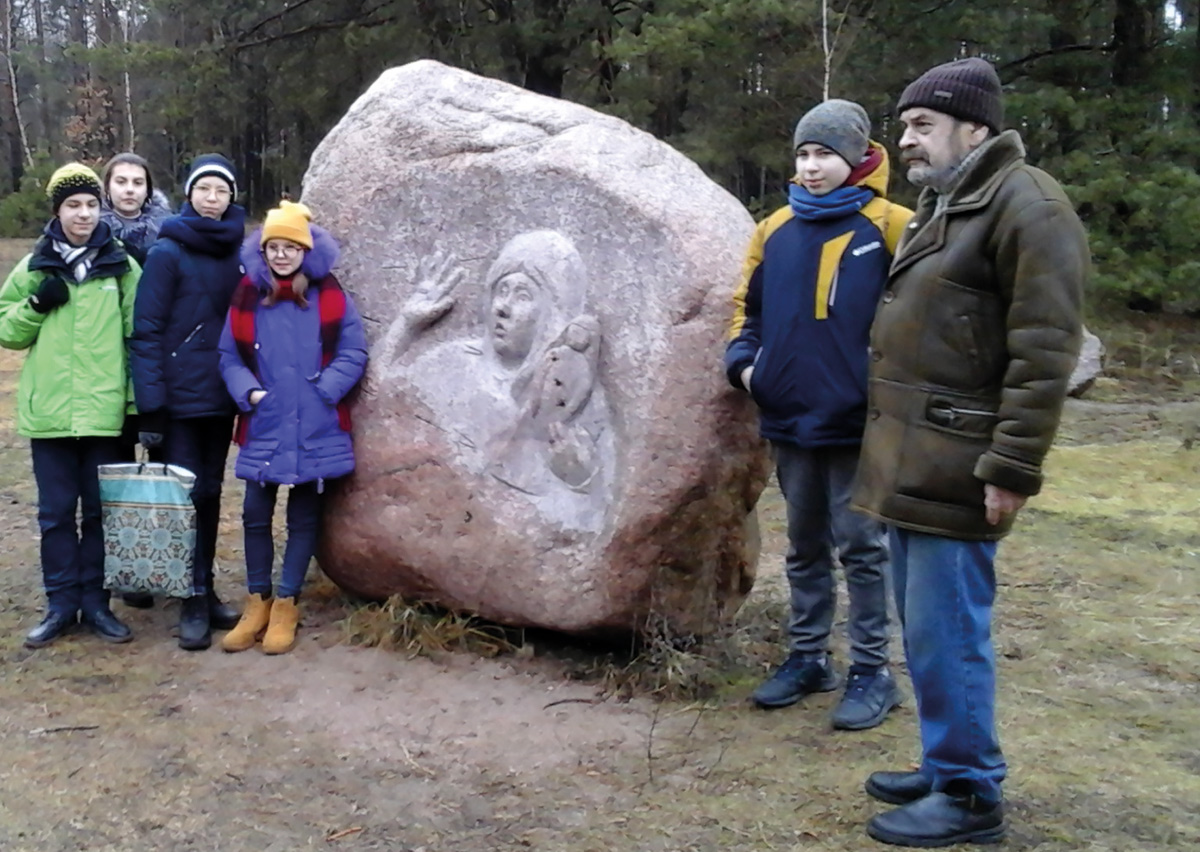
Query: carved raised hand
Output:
[[402, 253, 465, 330], [364, 253, 466, 396]]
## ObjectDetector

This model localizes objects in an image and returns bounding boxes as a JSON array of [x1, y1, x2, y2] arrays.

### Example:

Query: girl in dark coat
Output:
[[218, 201, 367, 655], [129, 154, 245, 650]]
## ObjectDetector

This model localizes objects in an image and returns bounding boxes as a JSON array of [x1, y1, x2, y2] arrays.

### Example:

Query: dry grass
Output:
[[341, 594, 520, 658]]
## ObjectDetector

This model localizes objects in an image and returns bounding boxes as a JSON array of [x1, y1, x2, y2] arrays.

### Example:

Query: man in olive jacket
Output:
[[851, 58, 1087, 847]]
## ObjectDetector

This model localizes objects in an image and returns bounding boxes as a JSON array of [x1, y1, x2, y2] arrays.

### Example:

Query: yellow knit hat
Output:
[[260, 200, 313, 249], [46, 162, 103, 212]]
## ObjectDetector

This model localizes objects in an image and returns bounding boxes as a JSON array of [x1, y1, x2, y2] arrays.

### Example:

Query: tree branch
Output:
[[233, 6, 398, 52], [996, 42, 1115, 77], [238, 0, 326, 41]]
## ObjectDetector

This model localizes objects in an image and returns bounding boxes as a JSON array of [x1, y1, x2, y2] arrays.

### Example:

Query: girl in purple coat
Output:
[[217, 201, 367, 654]]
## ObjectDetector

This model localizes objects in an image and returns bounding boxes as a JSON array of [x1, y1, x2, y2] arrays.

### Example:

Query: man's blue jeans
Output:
[[889, 526, 1006, 803], [774, 441, 891, 667]]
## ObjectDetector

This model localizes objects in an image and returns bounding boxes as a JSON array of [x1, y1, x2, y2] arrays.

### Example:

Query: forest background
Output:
[[0, 0, 1195, 310]]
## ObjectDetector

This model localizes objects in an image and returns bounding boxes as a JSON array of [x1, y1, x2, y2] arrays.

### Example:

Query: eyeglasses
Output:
[[264, 244, 302, 258]]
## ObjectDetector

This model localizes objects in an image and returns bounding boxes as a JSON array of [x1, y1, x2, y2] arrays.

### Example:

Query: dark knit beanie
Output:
[[46, 163, 103, 213], [184, 153, 238, 201], [793, 99, 871, 167], [896, 57, 1004, 133]]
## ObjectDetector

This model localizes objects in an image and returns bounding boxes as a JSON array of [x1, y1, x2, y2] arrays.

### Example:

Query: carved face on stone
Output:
[[481, 231, 587, 370], [489, 271, 546, 364]]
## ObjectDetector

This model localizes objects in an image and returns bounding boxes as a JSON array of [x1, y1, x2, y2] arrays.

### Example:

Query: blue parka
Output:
[[725, 143, 912, 448], [130, 202, 246, 420], [218, 225, 367, 485]]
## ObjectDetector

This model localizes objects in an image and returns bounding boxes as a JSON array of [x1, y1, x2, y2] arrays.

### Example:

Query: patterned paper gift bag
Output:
[[99, 462, 198, 598]]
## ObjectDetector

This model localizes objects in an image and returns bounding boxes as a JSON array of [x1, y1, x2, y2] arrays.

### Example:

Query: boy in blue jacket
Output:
[[725, 100, 912, 729]]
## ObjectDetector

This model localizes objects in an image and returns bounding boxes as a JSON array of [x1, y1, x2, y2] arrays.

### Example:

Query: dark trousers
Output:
[[773, 441, 892, 667], [243, 481, 323, 600], [163, 416, 234, 597], [31, 437, 123, 614]]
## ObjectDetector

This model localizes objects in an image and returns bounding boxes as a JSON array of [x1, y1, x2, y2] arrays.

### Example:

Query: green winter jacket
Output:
[[0, 228, 140, 438]]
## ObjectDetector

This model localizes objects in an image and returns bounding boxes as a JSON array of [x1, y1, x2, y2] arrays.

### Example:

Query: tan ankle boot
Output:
[[221, 593, 272, 653], [262, 596, 300, 655]]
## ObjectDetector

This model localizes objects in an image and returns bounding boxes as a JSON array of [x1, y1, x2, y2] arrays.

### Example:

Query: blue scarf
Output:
[[159, 202, 246, 258], [788, 184, 875, 222]]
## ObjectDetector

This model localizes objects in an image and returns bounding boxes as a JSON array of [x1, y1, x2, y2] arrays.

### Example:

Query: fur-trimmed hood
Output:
[[241, 222, 341, 288]]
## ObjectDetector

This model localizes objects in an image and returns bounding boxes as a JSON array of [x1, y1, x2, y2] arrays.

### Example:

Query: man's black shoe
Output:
[[867, 791, 1005, 848], [207, 590, 240, 631], [81, 608, 133, 644], [866, 770, 934, 805], [121, 591, 154, 609], [751, 651, 839, 709], [178, 595, 212, 651], [24, 610, 78, 648]]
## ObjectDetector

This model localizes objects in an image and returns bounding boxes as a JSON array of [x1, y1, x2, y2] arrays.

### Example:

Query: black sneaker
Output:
[[831, 664, 901, 730], [751, 652, 840, 709]]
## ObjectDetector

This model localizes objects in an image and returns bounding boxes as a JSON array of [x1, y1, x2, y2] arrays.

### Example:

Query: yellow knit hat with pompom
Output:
[[260, 200, 313, 249]]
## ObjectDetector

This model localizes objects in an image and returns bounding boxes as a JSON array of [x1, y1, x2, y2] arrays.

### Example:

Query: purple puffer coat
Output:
[[218, 225, 367, 485]]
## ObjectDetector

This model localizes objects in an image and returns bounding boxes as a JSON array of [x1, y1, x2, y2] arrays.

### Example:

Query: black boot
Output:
[[178, 595, 212, 651], [207, 589, 241, 631], [25, 610, 78, 648], [867, 791, 1005, 847], [81, 607, 133, 644], [866, 771, 934, 805], [121, 591, 154, 609]]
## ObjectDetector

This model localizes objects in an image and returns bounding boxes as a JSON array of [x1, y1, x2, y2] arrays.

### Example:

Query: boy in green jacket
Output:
[[0, 163, 141, 648]]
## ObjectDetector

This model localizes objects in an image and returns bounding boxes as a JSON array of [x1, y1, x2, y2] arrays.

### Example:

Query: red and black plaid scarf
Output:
[[229, 273, 351, 445]]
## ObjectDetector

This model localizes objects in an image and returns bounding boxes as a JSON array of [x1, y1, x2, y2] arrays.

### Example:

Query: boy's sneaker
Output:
[[831, 664, 902, 730], [752, 651, 840, 709]]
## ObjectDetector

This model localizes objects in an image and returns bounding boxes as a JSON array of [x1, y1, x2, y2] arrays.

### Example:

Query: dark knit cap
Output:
[[184, 153, 238, 201], [46, 163, 103, 213], [896, 57, 1004, 133], [793, 99, 871, 167]]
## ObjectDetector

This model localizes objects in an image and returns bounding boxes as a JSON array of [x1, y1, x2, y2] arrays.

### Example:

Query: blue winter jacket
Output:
[[130, 202, 246, 419], [218, 225, 368, 485], [725, 143, 912, 448]]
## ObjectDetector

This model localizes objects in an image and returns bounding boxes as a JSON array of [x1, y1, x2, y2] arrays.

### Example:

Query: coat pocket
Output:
[[300, 374, 341, 446], [894, 390, 997, 508], [917, 278, 1006, 391]]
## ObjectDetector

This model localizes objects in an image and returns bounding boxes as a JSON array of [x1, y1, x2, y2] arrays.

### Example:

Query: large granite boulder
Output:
[[1068, 326, 1105, 397], [302, 60, 767, 638]]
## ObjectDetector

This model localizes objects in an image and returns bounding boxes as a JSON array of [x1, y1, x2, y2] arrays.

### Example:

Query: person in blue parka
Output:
[[725, 100, 912, 729], [129, 153, 245, 650], [218, 201, 367, 656]]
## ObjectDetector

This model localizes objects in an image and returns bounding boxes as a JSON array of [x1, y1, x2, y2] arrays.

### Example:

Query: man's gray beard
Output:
[[906, 163, 960, 193]]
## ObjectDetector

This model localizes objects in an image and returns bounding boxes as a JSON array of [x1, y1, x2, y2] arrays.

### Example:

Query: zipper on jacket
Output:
[[928, 402, 997, 430], [946, 405, 996, 417], [182, 323, 203, 344]]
